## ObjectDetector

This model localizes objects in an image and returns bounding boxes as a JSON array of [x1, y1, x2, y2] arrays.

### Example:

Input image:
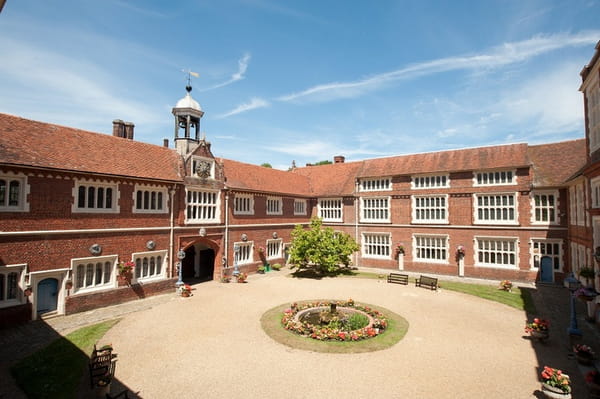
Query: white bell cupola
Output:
[[172, 84, 204, 156]]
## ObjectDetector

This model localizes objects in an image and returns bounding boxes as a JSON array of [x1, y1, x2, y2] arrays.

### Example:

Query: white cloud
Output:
[[215, 97, 270, 118], [278, 31, 600, 103], [204, 53, 251, 90]]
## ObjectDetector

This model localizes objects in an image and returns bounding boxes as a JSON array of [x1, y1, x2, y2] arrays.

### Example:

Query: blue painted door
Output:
[[37, 278, 58, 314], [540, 256, 553, 282]]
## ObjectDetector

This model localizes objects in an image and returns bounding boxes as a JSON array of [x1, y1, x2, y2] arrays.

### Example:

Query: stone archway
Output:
[[180, 238, 218, 282]]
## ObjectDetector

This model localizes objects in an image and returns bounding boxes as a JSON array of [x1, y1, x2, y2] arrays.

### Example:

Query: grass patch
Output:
[[261, 302, 408, 353], [11, 319, 120, 398], [440, 281, 536, 313]]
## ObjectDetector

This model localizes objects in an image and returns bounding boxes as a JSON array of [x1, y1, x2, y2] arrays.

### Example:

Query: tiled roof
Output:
[[0, 113, 182, 182], [290, 161, 364, 196], [527, 139, 587, 187], [219, 158, 312, 196]]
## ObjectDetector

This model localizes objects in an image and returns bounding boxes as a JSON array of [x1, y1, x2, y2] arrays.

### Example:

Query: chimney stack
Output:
[[334, 155, 345, 164], [112, 119, 125, 138], [124, 122, 134, 140], [163, 138, 169, 148]]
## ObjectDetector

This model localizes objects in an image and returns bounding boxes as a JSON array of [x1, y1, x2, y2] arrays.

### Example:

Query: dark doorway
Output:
[[198, 248, 215, 281], [182, 246, 196, 279]]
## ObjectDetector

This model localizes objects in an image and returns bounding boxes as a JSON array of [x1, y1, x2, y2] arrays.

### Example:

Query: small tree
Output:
[[288, 217, 359, 274], [260, 163, 272, 168]]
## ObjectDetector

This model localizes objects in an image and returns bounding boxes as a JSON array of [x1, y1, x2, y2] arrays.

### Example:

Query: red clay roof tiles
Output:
[[527, 139, 587, 187]]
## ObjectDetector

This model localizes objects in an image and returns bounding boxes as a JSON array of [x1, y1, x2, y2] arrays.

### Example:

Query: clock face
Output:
[[196, 161, 211, 178]]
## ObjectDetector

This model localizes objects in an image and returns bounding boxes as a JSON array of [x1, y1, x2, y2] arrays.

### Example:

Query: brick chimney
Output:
[[334, 155, 345, 164], [163, 138, 169, 148], [112, 119, 125, 138], [124, 122, 134, 140]]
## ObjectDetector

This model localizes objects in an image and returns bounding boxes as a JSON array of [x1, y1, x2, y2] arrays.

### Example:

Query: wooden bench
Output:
[[89, 344, 117, 388], [415, 275, 438, 291], [387, 273, 409, 285]]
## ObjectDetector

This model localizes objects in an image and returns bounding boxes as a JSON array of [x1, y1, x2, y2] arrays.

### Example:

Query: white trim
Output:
[[530, 190, 560, 225], [266, 196, 283, 215], [70, 255, 118, 294], [0, 263, 27, 309], [473, 169, 516, 186], [266, 239, 283, 259], [361, 232, 392, 259], [293, 199, 307, 215], [72, 179, 120, 214], [411, 194, 449, 224], [474, 236, 519, 269], [132, 184, 169, 214], [185, 188, 220, 224], [411, 174, 449, 189], [360, 196, 391, 223], [530, 238, 563, 271], [318, 198, 343, 222], [359, 177, 392, 192], [131, 250, 168, 283], [473, 192, 519, 226], [233, 241, 254, 265], [0, 172, 30, 212], [412, 233, 449, 264], [234, 193, 254, 215]]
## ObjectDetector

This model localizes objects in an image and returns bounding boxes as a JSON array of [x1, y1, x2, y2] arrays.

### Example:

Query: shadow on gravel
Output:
[[290, 267, 358, 279]]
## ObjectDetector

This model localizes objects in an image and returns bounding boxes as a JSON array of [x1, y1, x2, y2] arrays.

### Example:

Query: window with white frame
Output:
[[133, 251, 166, 281], [413, 195, 448, 223], [592, 178, 600, 209], [73, 181, 119, 213], [294, 199, 307, 215], [266, 239, 282, 259], [0, 174, 29, 212], [186, 189, 219, 223], [362, 233, 391, 258], [318, 198, 343, 222], [532, 240, 562, 271], [412, 174, 449, 189], [234, 242, 253, 265], [474, 170, 515, 186], [234, 193, 254, 215], [360, 197, 390, 223], [266, 196, 283, 215], [475, 237, 517, 268], [576, 184, 585, 226], [413, 235, 448, 263], [360, 177, 391, 192], [191, 157, 215, 179], [474, 193, 517, 224], [134, 185, 167, 213], [72, 256, 116, 292], [0, 265, 24, 307], [586, 79, 600, 152], [531, 191, 558, 224]]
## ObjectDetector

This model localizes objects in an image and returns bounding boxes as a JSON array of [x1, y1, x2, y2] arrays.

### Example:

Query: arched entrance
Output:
[[181, 241, 216, 282], [37, 278, 58, 315]]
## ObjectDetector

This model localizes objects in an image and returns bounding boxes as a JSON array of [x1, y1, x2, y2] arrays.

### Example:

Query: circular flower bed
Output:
[[281, 299, 388, 341]]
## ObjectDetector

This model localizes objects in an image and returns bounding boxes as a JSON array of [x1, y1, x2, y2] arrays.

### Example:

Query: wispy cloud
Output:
[[204, 53, 251, 90], [215, 97, 269, 118], [279, 31, 600, 103]]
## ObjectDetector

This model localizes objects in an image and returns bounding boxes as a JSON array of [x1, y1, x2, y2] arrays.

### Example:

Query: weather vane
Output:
[[182, 69, 199, 92]]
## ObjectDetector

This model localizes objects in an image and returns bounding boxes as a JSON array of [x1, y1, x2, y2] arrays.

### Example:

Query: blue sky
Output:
[[0, 1, 599, 170]]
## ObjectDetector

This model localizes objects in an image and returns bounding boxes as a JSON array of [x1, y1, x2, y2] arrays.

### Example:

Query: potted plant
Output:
[[498, 280, 513, 292], [220, 275, 231, 283], [271, 263, 282, 271], [257, 265, 265, 274], [573, 344, 596, 365], [395, 244, 405, 256], [237, 272, 247, 283], [525, 318, 550, 340], [180, 284, 192, 297], [117, 261, 135, 285], [575, 286, 598, 302], [540, 366, 571, 398], [456, 245, 465, 257]]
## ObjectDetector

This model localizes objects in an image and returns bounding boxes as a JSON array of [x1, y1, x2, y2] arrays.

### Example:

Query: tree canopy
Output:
[[288, 217, 359, 275]]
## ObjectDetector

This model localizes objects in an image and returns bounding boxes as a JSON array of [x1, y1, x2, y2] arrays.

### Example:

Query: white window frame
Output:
[[294, 199, 307, 215], [413, 234, 448, 264], [133, 185, 168, 214], [318, 198, 343, 222], [0, 264, 27, 308], [266, 196, 283, 215], [71, 255, 117, 293], [0, 173, 30, 212], [72, 180, 120, 214], [412, 195, 448, 224], [132, 250, 167, 282], [592, 177, 600, 209], [530, 190, 559, 225], [585, 76, 600, 153], [191, 156, 215, 179], [234, 241, 254, 265], [266, 239, 282, 259], [475, 237, 518, 269], [362, 233, 391, 259], [185, 188, 220, 224], [531, 239, 563, 272], [360, 196, 390, 223], [473, 170, 516, 186], [474, 193, 518, 225], [412, 174, 449, 189], [359, 177, 392, 192], [234, 193, 254, 215]]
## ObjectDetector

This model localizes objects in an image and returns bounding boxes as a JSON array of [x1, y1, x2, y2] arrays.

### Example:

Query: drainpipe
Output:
[[224, 190, 230, 270], [169, 187, 176, 279], [355, 179, 360, 267]]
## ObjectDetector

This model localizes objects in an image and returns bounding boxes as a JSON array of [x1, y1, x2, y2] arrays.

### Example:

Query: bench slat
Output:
[[387, 273, 408, 285], [415, 275, 438, 291]]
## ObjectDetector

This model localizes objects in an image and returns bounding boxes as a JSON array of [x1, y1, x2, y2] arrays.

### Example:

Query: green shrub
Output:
[[346, 313, 369, 330], [272, 263, 282, 270]]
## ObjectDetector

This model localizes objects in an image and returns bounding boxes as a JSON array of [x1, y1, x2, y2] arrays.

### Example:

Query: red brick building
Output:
[[0, 78, 589, 328]]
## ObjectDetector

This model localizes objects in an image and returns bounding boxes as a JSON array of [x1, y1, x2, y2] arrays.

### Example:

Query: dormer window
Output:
[[191, 157, 214, 179]]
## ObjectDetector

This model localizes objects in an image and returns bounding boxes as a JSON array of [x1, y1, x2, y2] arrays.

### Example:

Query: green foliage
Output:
[[11, 319, 119, 398], [314, 160, 332, 166], [288, 217, 359, 274], [272, 263, 282, 270], [346, 312, 370, 330], [260, 163, 272, 168]]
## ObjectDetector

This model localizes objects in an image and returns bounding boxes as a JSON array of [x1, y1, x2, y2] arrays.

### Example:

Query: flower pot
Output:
[[181, 291, 190, 297], [541, 383, 571, 398], [576, 352, 595, 365], [530, 330, 549, 341]]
